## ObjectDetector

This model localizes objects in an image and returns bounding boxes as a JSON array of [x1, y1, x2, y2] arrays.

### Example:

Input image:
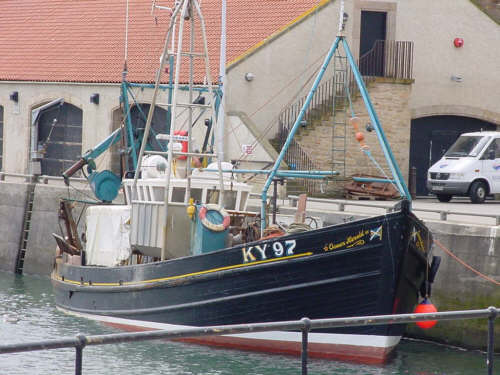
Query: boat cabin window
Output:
[[191, 188, 203, 202], [207, 189, 219, 204], [171, 187, 186, 202], [223, 190, 237, 210], [239, 191, 249, 211], [152, 186, 163, 201]]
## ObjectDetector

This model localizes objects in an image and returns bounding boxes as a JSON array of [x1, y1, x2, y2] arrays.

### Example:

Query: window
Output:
[[31, 100, 82, 176], [481, 139, 500, 160], [171, 187, 186, 202]]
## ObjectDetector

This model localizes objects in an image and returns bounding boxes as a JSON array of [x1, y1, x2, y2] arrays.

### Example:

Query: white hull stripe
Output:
[[59, 307, 401, 349]]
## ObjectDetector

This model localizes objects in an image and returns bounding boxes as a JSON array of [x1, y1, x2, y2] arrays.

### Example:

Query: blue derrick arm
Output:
[[62, 127, 122, 185]]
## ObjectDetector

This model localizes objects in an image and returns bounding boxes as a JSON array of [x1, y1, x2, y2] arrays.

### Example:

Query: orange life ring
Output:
[[174, 130, 188, 160], [198, 204, 230, 232]]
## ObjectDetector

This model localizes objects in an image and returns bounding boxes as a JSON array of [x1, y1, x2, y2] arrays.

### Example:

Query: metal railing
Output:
[[0, 308, 497, 375], [0, 172, 87, 185], [359, 40, 413, 80]]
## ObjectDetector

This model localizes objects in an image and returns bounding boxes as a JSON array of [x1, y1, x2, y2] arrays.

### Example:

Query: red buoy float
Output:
[[414, 298, 438, 329]]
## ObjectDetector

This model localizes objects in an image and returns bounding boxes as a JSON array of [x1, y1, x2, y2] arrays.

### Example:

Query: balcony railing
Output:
[[359, 40, 414, 80]]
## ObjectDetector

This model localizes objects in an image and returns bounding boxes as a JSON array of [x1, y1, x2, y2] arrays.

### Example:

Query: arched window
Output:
[[32, 101, 82, 176], [111, 104, 169, 175]]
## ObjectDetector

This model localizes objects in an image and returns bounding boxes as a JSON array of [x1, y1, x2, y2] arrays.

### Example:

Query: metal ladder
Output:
[[330, 52, 349, 178], [15, 183, 36, 274], [135, 0, 224, 200], [133, 0, 225, 259]]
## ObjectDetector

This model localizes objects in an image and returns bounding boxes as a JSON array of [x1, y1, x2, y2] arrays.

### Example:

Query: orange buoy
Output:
[[414, 298, 438, 329], [355, 132, 365, 142], [349, 117, 367, 148], [349, 116, 361, 132]]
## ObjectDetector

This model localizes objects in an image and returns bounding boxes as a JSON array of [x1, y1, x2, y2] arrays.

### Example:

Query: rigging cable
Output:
[[434, 238, 500, 286], [226, 1, 325, 164], [344, 80, 398, 192], [229, 59, 323, 164]]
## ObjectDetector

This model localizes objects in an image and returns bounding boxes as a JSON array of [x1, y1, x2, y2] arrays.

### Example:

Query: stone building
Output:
[[0, 0, 498, 196]]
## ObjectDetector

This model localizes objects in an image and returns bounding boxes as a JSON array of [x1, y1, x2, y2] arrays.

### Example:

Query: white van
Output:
[[427, 131, 500, 203]]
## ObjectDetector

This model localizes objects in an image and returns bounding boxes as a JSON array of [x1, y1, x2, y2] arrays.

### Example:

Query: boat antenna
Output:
[[216, 0, 226, 162], [337, 0, 346, 36], [123, 0, 130, 76]]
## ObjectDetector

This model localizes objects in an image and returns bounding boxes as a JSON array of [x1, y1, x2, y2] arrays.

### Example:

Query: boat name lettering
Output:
[[347, 239, 365, 248], [242, 239, 296, 263], [347, 230, 367, 244], [323, 230, 370, 252]]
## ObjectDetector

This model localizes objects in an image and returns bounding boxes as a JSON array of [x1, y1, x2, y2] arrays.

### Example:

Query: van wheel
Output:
[[470, 181, 487, 203], [436, 194, 452, 202]]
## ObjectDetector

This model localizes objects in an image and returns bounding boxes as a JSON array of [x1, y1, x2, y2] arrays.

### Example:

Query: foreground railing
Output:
[[0, 308, 497, 375]]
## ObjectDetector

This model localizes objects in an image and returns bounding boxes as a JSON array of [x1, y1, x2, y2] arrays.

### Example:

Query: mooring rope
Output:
[[433, 238, 500, 286]]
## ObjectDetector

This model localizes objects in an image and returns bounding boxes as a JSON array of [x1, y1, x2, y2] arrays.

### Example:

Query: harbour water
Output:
[[0, 271, 496, 375]]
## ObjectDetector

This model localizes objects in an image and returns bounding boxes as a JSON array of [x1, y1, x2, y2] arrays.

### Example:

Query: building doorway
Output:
[[410, 115, 497, 196], [32, 100, 82, 176], [111, 104, 169, 175], [360, 11, 387, 76]]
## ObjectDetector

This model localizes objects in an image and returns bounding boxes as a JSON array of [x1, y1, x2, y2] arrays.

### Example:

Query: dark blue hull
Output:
[[52, 205, 434, 363]]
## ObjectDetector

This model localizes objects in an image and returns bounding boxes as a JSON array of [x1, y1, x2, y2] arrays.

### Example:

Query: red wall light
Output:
[[453, 38, 464, 48]]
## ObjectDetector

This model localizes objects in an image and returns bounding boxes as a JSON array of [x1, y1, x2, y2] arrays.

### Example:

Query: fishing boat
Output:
[[51, 0, 439, 364]]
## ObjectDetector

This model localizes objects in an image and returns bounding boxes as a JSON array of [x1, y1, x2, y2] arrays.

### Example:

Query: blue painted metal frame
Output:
[[259, 36, 342, 232], [121, 81, 138, 169], [260, 36, 411, 232]]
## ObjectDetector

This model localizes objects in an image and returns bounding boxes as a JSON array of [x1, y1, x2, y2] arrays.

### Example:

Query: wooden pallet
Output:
[[345, 193, 390, 201]]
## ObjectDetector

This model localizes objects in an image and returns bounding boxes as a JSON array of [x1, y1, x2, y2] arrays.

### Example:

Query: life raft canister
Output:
[[174, 130, 188, 160], [198, 204, 230, 232]]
